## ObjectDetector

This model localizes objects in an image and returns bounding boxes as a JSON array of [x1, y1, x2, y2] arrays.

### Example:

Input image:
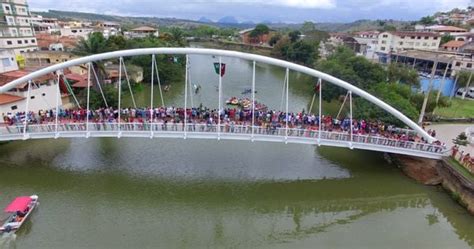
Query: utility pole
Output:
[[418, 55, 438, 125], [436, 59, 452, 104], [461, 70, 473, 100]]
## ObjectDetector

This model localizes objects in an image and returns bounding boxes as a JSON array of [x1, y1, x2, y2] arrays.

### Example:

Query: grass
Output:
[[446, 157, 474, 182], [435, 98, 474, 119]]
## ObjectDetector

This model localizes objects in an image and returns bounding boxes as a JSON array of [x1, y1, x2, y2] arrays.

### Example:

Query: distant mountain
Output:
[[218, 16, 239, 24], [241, 20, 255, 25], [198, 17, 213, 23]]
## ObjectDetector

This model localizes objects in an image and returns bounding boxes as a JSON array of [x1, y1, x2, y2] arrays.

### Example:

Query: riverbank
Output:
[[394, 155, 474, 215]]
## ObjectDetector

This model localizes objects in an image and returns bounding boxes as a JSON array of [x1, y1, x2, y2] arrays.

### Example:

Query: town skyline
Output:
[[29, 0, 473, 23]]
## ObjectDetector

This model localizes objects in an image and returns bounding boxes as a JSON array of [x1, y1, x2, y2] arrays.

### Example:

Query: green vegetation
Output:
[[271, 30, 319, 66], [418, 15, 437, 25], [249, 24, 270, 38], [447, 157, 474, 182], [453, 132, 469, 146], [435, 98, 474, 118], [441, 34, 455, 45]]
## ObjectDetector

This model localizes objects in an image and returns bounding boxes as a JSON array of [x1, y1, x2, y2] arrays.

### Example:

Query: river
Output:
[[0, 53, 474, 249]]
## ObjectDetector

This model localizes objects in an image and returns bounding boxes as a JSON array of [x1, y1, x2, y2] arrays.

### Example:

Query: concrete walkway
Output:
[[428, 123, 474, 155]]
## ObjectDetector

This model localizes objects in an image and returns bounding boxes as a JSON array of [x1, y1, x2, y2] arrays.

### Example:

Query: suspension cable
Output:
[[153, 56, 165, 107], [90, 62, 109, 108], [120, 58, 137, 109]]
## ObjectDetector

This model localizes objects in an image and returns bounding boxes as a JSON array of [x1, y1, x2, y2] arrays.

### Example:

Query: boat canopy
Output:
[[4, 196, 32, 213]]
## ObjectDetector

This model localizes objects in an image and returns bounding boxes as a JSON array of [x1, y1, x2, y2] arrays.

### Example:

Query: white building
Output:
[[0, 49, 18, 73], [0, 0, 38, 55], [0, 69, 63, 114], [376, 31, 441, 54], [30, 15, 60, 34], [354, 31, 380, 61], [126, 26, 159, 39], [60, 27, 93, 39]]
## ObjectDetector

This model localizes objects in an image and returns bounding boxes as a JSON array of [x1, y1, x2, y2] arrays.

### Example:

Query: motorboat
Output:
[[226, 97, 239, 105], [0, 195, 39, 234]]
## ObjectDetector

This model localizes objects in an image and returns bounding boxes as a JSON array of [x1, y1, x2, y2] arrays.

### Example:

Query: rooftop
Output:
[[441, 40, 466, 48], [394, 50, 456, 64], [130, 26, 157, 32], [0, 94, 25, 105], [389, 31, 440, 37]]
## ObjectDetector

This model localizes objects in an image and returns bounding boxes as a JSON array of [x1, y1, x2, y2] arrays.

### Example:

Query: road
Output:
[[428, 123, 474, 155]]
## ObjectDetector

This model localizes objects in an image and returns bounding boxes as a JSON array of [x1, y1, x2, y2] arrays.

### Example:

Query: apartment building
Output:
[[0, 48, 17, 73], [0, 0, 38, 55], [376, 31, 441, 54]]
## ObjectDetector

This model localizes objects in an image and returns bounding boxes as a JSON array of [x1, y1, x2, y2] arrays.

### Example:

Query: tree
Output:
[[388, 64, 420, 86], [106, 35, 127, 51], [441, 34, 455, 45], [269, 33, 281, 47], [169, 27, 186, 46], [453, 132, 469, 146], [289, 30, 301, 43], [249, 24, 270, 38], [73, 32, 109, 92], [287, 40, 318, 65], [419, 15, 437, 25], [301, 21, 316, 33]]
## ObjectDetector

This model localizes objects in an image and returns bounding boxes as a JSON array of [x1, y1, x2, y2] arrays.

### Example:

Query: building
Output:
[[415, 25, 468, 36], [440, 40, 466, 52], [126, 26, 159, 39], [0, 68, 64, 114], [451, 32, 474, 42], [0, 0, 38, 55], [376, 31, 441, 62], [0, 49, 18, 73], [30, 15, 60, 34], [354, 31, 380, 61], [96, 21, 121, 39], [22, 50, 77, 67], [36, 33, 79, 51], [59, 27, 93, 39]]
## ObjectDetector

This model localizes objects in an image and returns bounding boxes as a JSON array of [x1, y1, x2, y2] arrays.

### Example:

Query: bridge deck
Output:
[[0, 123, 445, 159]]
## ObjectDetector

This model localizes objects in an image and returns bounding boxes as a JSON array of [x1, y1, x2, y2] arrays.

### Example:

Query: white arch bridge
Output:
[[0, 48, 445, 159]]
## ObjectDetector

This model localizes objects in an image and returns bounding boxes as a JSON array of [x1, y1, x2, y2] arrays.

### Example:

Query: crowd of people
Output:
[[451, 145, 474, 171], [1, 105, 445, 152]]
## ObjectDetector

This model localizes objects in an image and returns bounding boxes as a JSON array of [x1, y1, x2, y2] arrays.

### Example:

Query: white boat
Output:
[[0, 195, 39, 234]]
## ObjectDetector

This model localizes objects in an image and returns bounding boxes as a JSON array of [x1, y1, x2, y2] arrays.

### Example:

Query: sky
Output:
[[29, 0, 474, 23]]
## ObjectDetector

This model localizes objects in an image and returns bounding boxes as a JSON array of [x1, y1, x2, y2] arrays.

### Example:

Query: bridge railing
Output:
[[0, 122, 445, 155]]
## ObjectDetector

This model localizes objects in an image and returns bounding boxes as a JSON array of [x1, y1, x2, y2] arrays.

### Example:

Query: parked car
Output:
[[455, 87, 474, 99]]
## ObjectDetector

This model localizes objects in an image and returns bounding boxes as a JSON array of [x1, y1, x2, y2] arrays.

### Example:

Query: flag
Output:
[[213, 62, 226, 77]]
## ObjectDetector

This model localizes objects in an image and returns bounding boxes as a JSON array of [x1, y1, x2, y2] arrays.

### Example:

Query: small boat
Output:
[[0, 195, 39, 234], [241, 88, 257, 95], [193, 84, 201, 94]]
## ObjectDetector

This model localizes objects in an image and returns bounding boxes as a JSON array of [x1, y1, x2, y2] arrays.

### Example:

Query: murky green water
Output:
[[1, 53, 474, 249]]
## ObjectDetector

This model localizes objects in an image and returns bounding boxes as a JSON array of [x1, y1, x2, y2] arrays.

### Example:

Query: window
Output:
[[467, 63, 472, 68], [30, 96, 35, 99], [411, 36, 415, 39], [381, 46, 386, 51], [456, 62, 462, 66], [31, 39, 35, 43], [434, 37, 438, 40], [11, 105, 17, 111], [432, 42, 437, 46], [42, 93, 46, 96], [5, 6, 10, 11], [17, 40, 22, 44], [399, 42, 403, 45], [383, 34, 388, 38], [424, 36, 429, 40], [401, 36, 405, 39], [24, 40, 28, 44], [417, 36, 421, 39], [422, 42, 428, 46], [7, 41, 12, 45], [381, 40, 386, 44], [1, 58, 11, 67]]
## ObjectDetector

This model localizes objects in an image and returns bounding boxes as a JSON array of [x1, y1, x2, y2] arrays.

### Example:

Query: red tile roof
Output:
[[389, 31, 440, 37], [441, 40, 466, 48], [0, 69, 56, 89], [431, 26, 467, 32], [0, 94, 25, 105]]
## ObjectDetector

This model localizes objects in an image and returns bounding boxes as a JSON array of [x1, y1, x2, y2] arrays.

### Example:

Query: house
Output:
[[417, 25, 468, 36], [239, 28, 276, 45], [354, 31, 380, 60], [31, 15, 60, 34], [59, 27, 93, 39], [22, 51, 77, 67], [96, 21, 121, 39], [0, 68, 65, 114], [126, 26, 159, 39], [35, 33, 80, 51], [440, 40, 466, 52]]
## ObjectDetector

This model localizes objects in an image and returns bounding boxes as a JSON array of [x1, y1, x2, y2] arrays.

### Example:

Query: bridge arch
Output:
[[0, 48, 434, 142]]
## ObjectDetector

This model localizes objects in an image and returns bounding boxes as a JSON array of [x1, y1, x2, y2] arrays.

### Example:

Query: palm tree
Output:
[[73, 32, 109, 92]]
